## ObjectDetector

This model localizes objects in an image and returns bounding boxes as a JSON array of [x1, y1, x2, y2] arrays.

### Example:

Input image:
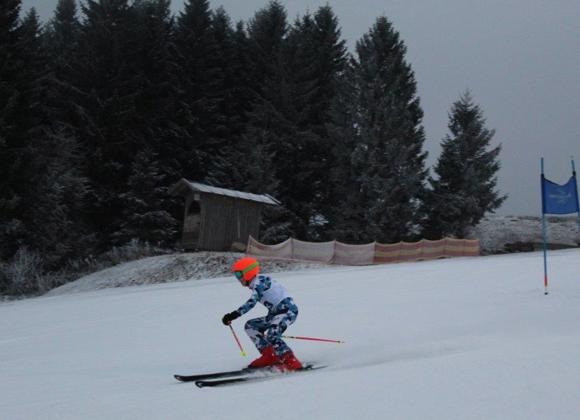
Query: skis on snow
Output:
[[174, 364, 325, 388], [174, 367, 254, 382]]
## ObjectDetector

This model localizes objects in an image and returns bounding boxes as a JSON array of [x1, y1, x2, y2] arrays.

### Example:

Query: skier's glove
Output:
[[222, 311, 240, 325]]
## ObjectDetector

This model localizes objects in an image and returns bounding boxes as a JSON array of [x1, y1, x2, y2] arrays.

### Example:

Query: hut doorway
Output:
[[184, 200, 201, 248]]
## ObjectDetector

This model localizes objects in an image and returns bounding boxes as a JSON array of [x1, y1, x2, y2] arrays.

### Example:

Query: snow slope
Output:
[[46, 252, 325, 296], [1, 250, 580, 420]]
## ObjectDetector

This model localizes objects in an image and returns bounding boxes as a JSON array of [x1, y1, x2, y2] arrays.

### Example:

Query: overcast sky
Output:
[[21, 0, 580, 216]]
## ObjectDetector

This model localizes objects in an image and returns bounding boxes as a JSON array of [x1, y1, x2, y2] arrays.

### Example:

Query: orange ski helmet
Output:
[[232, 257, 260, 284]]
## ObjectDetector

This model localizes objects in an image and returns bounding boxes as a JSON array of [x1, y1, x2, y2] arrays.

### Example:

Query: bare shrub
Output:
[[64, 239, 166, 277], [0, 240, 171, 298], [0, 261, 9, 294], [4, 248, 45, 295], [102, 239, 162, 266]]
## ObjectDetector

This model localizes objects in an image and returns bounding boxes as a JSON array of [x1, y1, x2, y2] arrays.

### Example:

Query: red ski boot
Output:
[[277, 351, 303, 371], [248, 346, 279, 368]]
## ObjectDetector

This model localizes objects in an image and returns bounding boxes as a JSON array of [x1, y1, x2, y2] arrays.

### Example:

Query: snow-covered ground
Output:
[[471, 215, 579, 253], [43, 214, 580, 297], [2, 249, 580, 420], [46, 252, 327, 295]]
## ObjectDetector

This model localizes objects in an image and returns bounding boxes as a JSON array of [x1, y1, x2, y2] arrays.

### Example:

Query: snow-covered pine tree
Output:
[[246, 0, 287, 91], [242, 1, 301, 241], [348, 16, 428, 243], [117, 0, 182, 244], [44, 0, 80, 66], [284, 6, 348, 239], [68, 0, 183, 249], [0, 6, 53, 260], [0, 0, 27, 260], [0, 5, 92, 291], [241, 2, 350, 241], [68, 0, 146, 248], [210, 7, 237, 147], [309, 6, 348, 134], [229, 20, 256, 136], [325, 60, 367, 243], [173, 0, 228, 185], [274, 12, 322, 238], [130, 0, 177, 149], [113, 149, 177, 246], [423, 91, 506, 239], [27, 126, 94, 271], [43, 0, 82, 133], [214, 20, 263, 192], [27, 1, 97, 269], [207, 7, 258, 189]]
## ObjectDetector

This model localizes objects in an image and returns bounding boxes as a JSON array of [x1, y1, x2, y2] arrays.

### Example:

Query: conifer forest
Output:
[[0, 0, 505, 295]]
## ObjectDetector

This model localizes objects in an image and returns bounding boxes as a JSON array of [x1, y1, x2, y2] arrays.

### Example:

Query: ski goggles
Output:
[[234, 262, 259, 283]]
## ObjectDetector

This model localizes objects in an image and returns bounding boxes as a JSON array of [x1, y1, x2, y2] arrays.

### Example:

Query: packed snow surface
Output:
[[2, 250, 580, 420]]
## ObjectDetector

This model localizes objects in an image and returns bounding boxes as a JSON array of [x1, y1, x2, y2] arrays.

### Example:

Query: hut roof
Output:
[[169, 179, 280, 206]]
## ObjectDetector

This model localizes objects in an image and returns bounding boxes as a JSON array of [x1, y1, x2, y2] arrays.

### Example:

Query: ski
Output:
[[195, 364, 325, 388], [174, 367, 256, 382], [196, 376, 252, 388], [174, 364, 293, 382]]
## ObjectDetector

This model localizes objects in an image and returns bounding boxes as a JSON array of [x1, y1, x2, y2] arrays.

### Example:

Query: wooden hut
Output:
[[169, 179, 280, 251]]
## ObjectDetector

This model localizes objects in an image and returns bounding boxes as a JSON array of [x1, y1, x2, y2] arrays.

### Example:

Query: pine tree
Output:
[[25, 4, 97, 268], [325, 59, 365, 242], [130, 0, 185, 245], [33, 0, 103, 266], [203, 19, 255, 192], [246, 0, 287, 91], [230, 20, 256, 129], [345, 16, 428, 243], [2, 7, 93, 271], [423, 91, 506, 239], [242, 1, 302, 241], [287, 6, 348, 238], [128, 0, 176, 137], [238, 3, 351, 241], [0, 0, 25, 259], [207, 8, 258, 189], [210, 7, 235, 142], [44, 0, 80, 65], [70, 0, 128, 248], [173, 0, 227, 184], [0, 4, 48, 259], [43, 0, 82, 133], [304, 6, 348, 135], [27, 127, 94, 269], [229, 12, 281, 197], [68, 0, 169, 248], [113, 148, 177, 245]]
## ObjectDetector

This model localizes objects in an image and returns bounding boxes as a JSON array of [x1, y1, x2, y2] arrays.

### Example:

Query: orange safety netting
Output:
[[247, 236, 480, 266]]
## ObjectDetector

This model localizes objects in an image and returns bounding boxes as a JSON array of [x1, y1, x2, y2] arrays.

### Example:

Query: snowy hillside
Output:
[[41, 215, 579, 297], [2, 249, 580, 419], [471, 215, 579, 253], [46, 252, 326, 296]]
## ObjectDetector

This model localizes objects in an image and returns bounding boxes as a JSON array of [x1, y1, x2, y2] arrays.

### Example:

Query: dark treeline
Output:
[[0, 0, 505, 295]]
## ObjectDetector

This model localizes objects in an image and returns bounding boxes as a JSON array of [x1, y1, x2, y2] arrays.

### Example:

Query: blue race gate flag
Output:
[[540, 158, 580, 296], [541, 175, 580, 215]]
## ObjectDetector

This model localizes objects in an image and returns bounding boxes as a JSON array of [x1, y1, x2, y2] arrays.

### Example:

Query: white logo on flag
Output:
[[548, 188, 572, 205]]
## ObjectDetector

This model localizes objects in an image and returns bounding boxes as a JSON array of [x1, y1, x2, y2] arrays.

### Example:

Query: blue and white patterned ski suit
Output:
[[236, 274, 298, 357]]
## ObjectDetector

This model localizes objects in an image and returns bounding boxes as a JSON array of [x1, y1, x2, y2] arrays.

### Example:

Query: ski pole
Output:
[[282, 335, 345, 344], [228, 324, 247, 356]]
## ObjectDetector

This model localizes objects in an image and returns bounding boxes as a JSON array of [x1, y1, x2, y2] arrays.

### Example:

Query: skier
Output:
[[221, 257, 303, 371]]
